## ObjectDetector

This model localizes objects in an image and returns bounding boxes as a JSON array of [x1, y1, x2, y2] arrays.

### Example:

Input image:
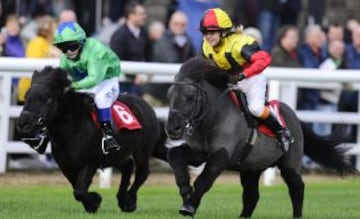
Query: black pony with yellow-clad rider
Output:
[[200, 8, 293, 150]]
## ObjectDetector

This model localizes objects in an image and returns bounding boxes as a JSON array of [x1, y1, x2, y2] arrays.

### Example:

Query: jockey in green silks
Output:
[[53, 21, 122, 154]]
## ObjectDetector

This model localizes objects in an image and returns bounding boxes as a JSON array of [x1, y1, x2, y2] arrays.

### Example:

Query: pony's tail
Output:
[[301, 121, 357, 175], [152, 119, 169, 162]]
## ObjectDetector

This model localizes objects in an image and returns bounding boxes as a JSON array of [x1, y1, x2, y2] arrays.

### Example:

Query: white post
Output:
[[0, 75, 11, 173], [99, 167, 112, 188], [280, 82, 297, 108], [356, 89, 360, 170], [263, 167, 277, 186]]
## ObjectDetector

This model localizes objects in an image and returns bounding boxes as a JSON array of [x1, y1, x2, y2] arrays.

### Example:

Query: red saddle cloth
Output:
[[229, 91, 286, 137], [91, 101, 142, 131]]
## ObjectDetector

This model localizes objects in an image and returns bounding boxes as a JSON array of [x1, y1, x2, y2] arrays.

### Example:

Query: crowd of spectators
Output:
[[2, 0, 360, 169]]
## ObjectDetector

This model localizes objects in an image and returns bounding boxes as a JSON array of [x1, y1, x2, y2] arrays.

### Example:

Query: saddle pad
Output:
[[259, 100, 286, 137], [111, 101, 142, 130], [228, 91, 286, 137], [91, 101, 142, 131]]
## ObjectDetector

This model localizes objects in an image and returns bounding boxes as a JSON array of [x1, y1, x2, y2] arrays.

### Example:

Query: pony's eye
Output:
[[39, 96, 48, 102], [186, 95, 194, 102]]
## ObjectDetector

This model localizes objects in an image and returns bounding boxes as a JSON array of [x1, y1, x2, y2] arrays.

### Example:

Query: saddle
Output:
[[229, 90, 288, 164], [90, 100, 142, 131], [229, 90, 287, 136]]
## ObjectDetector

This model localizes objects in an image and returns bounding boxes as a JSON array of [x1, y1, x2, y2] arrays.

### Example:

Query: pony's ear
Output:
[[32, 70, 40, 78], [31, 70, 40, 83]]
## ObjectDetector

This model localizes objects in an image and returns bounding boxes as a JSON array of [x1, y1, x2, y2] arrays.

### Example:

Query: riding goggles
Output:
[[56, 42, 81, 53]]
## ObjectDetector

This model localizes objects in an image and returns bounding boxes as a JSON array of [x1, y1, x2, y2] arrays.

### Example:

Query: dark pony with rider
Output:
[[166, 57, 356, 218], [16, 66, 168, 213]]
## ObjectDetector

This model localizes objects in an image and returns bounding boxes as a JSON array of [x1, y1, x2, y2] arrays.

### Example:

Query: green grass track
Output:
[[0, 177, 359, 219]]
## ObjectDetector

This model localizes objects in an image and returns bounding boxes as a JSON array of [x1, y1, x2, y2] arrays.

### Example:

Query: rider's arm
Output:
[[73, 56, 105, 89], [240, 42, 271, 78]]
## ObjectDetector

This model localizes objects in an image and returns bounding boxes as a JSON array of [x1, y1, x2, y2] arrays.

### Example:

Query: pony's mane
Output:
[[32, 66, 70, 89], [176, 57, 230, 89], [31, 66, 93, 113]]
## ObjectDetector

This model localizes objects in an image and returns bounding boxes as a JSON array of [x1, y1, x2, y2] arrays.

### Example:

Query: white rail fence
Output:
[[1, 57, 360, 178]]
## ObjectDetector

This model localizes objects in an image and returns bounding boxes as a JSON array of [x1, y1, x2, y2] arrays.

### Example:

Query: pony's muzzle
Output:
[[16, 111, 38, 137], [166, 123, 184, 140]]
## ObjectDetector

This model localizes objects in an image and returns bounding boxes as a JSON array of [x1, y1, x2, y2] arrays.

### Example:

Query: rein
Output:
[[171, 81, 230, 135]]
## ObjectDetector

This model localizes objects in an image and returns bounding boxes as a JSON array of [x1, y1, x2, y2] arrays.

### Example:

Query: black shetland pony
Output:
[[166, 57, 356, 218], [16, 67, 167, 213]]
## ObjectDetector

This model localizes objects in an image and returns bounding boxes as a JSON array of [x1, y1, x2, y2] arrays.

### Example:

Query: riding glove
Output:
[[64, 82, 78, 93], [229, 73, 246, 84], [70, 82, 80, 89]]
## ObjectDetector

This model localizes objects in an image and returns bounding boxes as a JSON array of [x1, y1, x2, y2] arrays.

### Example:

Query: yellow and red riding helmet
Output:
[[199, 8, 233, 32]]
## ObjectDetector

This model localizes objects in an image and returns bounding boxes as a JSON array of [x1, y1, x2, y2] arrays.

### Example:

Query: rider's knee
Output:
[[94, 93, 112, 109], [248, 105, 265, 117]]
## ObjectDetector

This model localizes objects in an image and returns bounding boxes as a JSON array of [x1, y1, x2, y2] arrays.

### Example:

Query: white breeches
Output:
[[77, 78, 120, 109], [235, 74, 267, 117]]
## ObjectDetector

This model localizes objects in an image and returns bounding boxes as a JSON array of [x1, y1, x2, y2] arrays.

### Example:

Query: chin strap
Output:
[[21, 127, 49, 153]]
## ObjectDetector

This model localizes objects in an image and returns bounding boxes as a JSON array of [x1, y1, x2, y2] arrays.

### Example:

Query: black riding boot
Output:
[[101, 122, 121, 154], [262, 114, 294, 152]]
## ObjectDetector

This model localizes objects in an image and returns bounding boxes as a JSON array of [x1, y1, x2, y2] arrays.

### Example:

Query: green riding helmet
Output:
[[53, 22, 86, 45]]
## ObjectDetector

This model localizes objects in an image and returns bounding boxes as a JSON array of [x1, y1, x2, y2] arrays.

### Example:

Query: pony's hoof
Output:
[[84, 192, 102, 213], [179, 204, 195, 217], [239, 213, 251, 218], [118, 193, 137, 212], [121, 203, 137, 212]]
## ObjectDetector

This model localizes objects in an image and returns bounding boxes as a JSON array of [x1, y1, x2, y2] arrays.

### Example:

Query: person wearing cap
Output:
[[200, 8, 293, 150], [53, 21, 122, 154]]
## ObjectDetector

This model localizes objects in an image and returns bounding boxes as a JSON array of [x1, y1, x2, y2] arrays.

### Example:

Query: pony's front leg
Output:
[[73, 166, 101, 213], [180, 148, 229, 216], [168, 144, 193, 204]]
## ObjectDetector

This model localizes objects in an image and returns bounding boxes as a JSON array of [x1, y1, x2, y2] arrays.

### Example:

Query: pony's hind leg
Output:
[[239, 171, 262, 218], [280, 168, 304, 218], [73, 166, 101, 213], [121, 148, 151, 212], [116, 159, 134, 212]]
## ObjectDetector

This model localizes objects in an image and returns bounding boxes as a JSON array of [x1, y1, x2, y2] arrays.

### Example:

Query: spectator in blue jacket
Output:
[[337, 26, 360, 141], [345, 27, 360, 69], [0, 15, 25, 57], [298, 24, 326, 110]]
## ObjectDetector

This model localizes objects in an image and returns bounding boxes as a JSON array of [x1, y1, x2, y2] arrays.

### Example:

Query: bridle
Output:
[[20, 96, 57, 150], [21, 83, 61, 128], [22, 97, 57, 128], [169, 81, 230, 135]]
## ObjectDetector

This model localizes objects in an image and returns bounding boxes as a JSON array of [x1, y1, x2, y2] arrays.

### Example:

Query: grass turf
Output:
[[0, 177, 359, 219]]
